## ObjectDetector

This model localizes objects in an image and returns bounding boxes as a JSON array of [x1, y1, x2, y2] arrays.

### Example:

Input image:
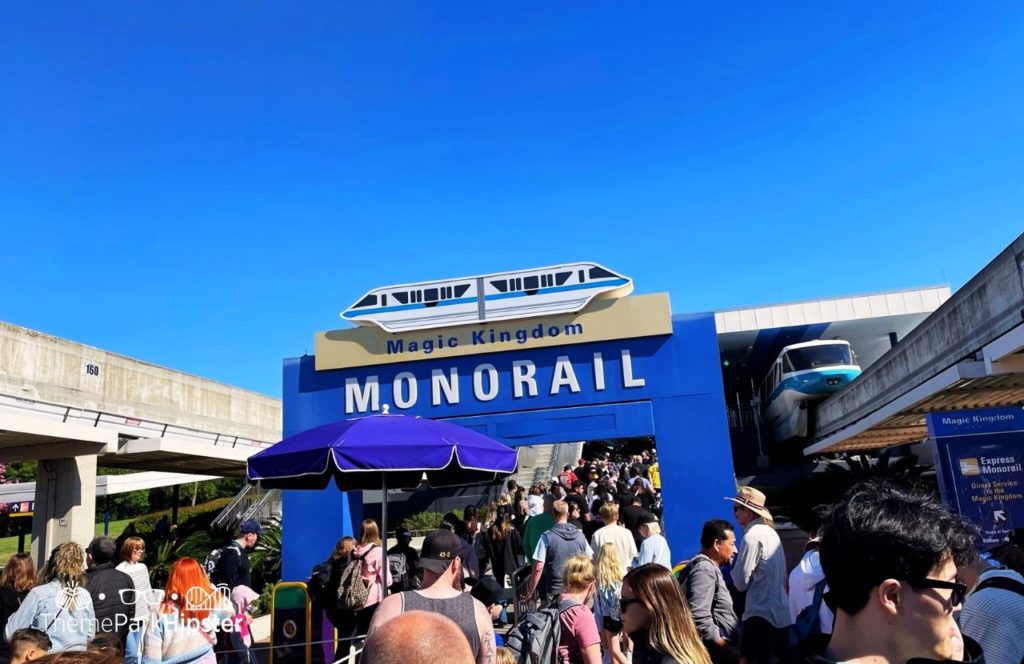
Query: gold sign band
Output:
[[315, 293, 673, 371]]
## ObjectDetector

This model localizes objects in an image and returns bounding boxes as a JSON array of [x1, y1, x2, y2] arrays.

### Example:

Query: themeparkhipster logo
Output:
[[44, 584, 241, 634]]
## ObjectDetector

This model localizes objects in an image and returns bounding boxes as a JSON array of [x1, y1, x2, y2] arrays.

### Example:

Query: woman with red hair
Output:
[[142, 557, 235, 664]]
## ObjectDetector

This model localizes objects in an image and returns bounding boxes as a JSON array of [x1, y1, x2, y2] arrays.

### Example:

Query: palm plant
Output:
[[249, 518, 282, 589]]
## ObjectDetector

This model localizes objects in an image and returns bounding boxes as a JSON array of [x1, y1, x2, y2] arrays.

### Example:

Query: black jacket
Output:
[[0, 585, 29, 658], [85, 563, 134, 642], [629, 630, 683, 664], [482, 526, 523, 585], [217, 541, 252, 590]]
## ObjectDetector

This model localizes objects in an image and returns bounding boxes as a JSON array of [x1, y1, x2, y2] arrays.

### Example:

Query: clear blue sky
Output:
[[2, 3, 1021, 397]]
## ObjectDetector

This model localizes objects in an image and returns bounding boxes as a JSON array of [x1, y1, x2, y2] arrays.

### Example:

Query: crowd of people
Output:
[[312, 447, 1024, 664], [0, 519, 266, 664], [0, 447, 1022, 664]]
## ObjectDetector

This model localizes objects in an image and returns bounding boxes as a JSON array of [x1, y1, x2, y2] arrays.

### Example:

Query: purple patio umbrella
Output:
[[246, 407, 518, 596]]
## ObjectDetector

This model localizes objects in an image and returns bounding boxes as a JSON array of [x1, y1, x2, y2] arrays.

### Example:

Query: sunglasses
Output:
[[619, 597, 643, 613], [907, 578, 968, 609]]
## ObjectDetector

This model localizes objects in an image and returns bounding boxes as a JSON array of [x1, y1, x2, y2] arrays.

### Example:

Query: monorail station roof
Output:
[[806, 234, 1024, 455], [715, 286, 951, 400]]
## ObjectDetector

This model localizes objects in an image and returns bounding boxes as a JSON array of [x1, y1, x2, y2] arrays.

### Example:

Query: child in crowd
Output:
[[9, 629, 50, 664], [229, 586, 260, 664]]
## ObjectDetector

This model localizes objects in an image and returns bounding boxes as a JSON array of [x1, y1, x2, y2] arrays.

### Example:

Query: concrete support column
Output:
[[31, 455, 97, 567]]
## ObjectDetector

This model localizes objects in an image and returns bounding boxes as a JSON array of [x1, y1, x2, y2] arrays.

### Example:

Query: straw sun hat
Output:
[[725, 486, 773, 521]]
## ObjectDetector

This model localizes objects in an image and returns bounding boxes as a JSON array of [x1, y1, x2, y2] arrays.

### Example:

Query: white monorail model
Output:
[[341, 262, 633, 333]]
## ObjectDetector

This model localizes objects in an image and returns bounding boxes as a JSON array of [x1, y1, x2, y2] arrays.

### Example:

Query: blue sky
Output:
[[2, 3, 1021, 396]]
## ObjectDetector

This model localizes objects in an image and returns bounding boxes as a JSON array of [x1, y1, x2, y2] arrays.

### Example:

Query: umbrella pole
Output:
[[380, 474, 388, 600]]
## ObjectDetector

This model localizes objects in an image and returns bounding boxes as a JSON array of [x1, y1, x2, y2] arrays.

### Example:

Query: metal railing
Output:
[[511, 563, 536, 626], [211, 484, 281, 530]]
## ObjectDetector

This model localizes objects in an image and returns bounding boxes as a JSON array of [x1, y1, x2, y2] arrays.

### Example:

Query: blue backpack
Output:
[[788, 579, 827, 656]]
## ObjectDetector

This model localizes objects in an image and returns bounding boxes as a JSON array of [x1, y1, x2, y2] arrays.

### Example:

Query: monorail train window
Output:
[[579, 269, 585, 282], [354, 294, 377, 308], [424, 288, 438, 302], [555, 272, 571, 285], [393, 292, 408, 304], [491, 280, 508, 293], [455, 284, 470, 297], [514, 278, 522, 291], [381, 294, 387, 306], [787, 344, 852, 371], [783, 354, 797, 373], [588, 267, 616, 279], [524, 275, 539, 290]]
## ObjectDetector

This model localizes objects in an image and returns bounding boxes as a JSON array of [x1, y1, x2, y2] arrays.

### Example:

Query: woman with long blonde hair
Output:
[[4, 542, 95, 652], [621, 563, 712, 664], [595, 543, 628, 664], [142, 557, 234, 664]]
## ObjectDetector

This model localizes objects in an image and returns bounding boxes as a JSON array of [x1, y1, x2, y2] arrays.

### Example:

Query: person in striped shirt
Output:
[[958, 550, 1024, 664]]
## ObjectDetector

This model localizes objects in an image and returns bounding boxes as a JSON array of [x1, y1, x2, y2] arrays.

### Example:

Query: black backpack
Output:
[[308, 558, 333, 604]]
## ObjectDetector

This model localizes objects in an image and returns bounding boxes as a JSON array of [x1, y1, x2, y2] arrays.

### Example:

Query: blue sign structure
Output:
[[929, 406, 1024, 546], [281, 311, 737, 581]]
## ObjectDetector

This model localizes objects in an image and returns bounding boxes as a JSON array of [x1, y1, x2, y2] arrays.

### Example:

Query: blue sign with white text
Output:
[[929, 407, 1024, 546], [281, 312, 738, 582]]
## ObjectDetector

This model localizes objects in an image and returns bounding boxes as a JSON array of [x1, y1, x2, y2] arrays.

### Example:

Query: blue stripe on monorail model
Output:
[[343, 277, 629, 318], [767, 368, 861, 401], [344, 296, 478, 317]]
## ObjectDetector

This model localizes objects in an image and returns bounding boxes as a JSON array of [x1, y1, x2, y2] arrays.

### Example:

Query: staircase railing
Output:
[[211, 484, 280, 530]]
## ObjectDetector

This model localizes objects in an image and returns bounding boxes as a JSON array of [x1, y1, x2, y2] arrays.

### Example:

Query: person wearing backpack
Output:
[[958, 549, 1024, 664], [387, 530, 419, 593], [555, 554, 602, 664], [216, 520, 262, 591], [368, 529, 495, 664], [527, 500, 593, 603], [350, 519, 392, 636], [314, 537, 358, 648]]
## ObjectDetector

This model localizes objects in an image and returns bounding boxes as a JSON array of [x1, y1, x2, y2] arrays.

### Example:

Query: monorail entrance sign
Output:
[[280, 263, 737, 581]]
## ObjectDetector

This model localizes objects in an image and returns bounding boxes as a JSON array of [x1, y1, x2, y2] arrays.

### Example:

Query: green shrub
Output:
[[129, 497, 232, 535], [399, 509, 463, 534]]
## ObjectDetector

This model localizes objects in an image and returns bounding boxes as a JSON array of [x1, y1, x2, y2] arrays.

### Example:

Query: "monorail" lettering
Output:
[[344, 349, 644, 414]]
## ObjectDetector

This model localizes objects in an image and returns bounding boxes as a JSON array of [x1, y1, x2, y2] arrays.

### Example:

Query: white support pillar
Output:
[[31, 455, 98, 566]]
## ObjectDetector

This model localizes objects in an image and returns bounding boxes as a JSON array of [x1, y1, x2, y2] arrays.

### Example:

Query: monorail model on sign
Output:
[[759, 339, 861, 441], [342, 262, 633, 333]]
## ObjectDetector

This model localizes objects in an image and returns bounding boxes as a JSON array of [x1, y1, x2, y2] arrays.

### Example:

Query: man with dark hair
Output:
[[217, 519, 262, 590], [85, 536, 135, 644], [813, 481, 981, 664], [9, 629, 50, 664], [566, 481, 591, 528], [684, 519, 739, 664]]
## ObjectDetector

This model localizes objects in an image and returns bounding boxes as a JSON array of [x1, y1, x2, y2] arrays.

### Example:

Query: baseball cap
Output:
[[468, 576, 513, 607], [638, 512, 659, 526], [240, 519, 263, 535], [418, 529, 462, 574]]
